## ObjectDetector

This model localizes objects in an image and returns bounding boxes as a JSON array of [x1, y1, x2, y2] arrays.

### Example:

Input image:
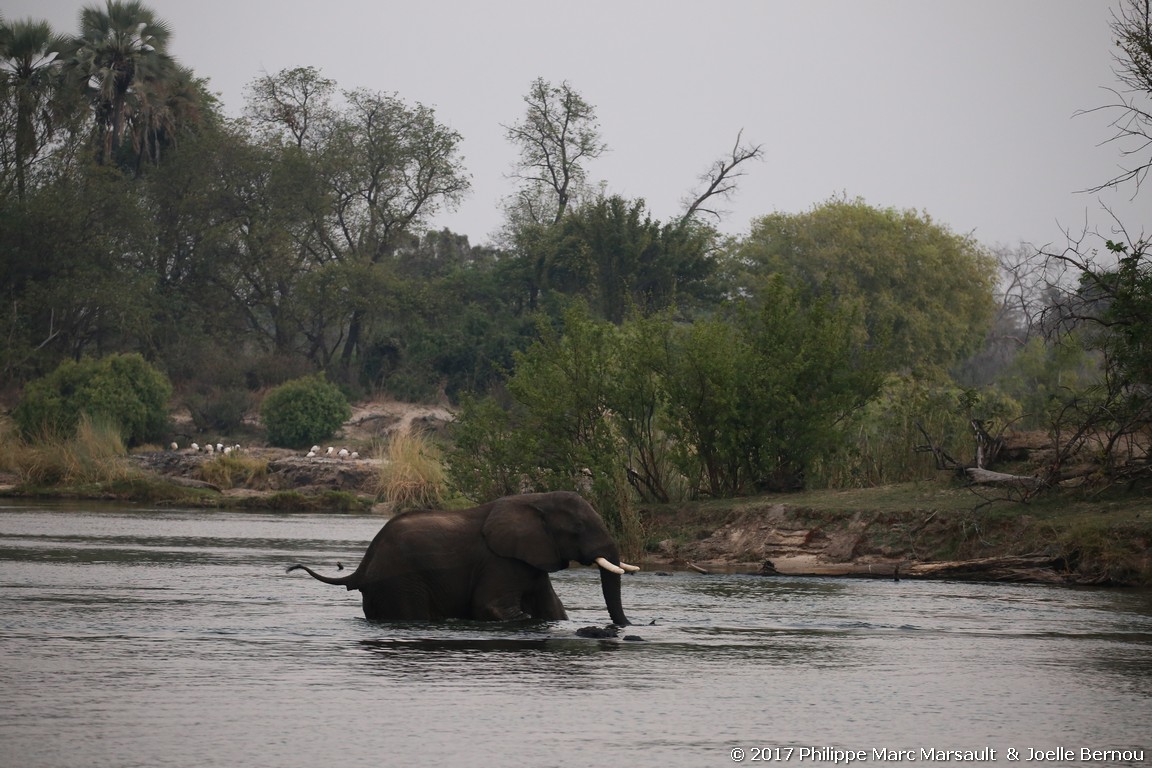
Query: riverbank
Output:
[[639, 485, 1152, 587], [1, 399, 1149, 587], [4, 462, 1149, 585]]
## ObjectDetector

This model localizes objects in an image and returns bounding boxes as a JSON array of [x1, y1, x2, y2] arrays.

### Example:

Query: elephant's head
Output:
[[481, 491, 636, 625]]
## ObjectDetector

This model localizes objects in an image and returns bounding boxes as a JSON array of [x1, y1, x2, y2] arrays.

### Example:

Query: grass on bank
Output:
[[374, 429, 448, 510], [0, 414, 140, 486], [198, 452, 269, 490]]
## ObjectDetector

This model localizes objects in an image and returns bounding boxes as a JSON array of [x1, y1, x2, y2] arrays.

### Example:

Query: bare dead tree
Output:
[[1028, 215, 1152, 492], [1078, 0, 1152, 193], [1034, 213, 1135, 339], [678, 130, 764, 225]]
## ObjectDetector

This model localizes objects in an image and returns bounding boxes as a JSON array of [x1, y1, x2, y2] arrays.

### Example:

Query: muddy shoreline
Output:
[[2, 427, 1148, 587], [642, 499, 1149, 587]]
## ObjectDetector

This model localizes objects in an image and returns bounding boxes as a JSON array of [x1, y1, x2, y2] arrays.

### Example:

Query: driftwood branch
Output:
[[964, 467, 1045, 489], [902, 555, 1067, 583]]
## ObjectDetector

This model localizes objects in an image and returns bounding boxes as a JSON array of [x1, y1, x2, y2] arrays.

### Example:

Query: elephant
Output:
[[287, 491, 638, 625]]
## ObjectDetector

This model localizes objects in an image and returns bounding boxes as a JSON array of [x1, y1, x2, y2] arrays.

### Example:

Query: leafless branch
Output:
[[679, 130, 763, 225], [1078, 0, 1152, 194]]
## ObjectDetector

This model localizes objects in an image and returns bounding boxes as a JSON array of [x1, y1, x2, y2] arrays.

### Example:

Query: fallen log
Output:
[[902, 555, 1066, 583], [965, 467, 1045, 489], [164, 476, 222, 493]]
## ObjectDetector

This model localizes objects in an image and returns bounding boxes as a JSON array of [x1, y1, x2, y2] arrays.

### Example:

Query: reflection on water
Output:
[[2, 503, 1151, 767]]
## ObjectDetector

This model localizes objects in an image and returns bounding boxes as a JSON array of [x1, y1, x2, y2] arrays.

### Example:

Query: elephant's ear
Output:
[[482, 499, 564, 572]]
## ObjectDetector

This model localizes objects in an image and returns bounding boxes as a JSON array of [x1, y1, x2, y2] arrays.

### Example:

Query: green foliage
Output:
[[259, 374, 350, 449], [663, 279, 884, 494], [449, 289, 883, 516], [446, 394, 522, 502], [814, 373, 1023, 487], [185, 387, 255, 433], [446, 304, 641, 546], [1096, 239, 1152, 393], [1030, 236, 1152, 486], [509, 194, 718, 323], [993, 335, 1097, 429], [730, 197, 997, 372], [14, 353, 172, 446]]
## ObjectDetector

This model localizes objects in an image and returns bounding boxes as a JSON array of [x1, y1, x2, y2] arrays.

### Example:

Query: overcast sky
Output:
[[6, 0, 1147, 250]]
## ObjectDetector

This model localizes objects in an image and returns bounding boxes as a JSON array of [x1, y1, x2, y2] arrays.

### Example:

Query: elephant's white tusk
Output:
[[619, 562, 640, 573], [595, 557, 626, 575]]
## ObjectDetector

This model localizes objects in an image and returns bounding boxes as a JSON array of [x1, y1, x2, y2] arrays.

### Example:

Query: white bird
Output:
[[190, 442, 200, 452], [306, 450, 317, 458], [311, 445, 320, 453], [338, 448, 349, 458], [349, 451, 359, 460], [216, 443, 224, 453], [170, 442, 178, 451], [205, 444, 214, 453], [223, 446, 233, 455], [325, 447, 334, 456]]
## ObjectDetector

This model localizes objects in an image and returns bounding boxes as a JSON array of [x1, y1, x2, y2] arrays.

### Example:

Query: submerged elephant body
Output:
[[288, 491, 634, 625]]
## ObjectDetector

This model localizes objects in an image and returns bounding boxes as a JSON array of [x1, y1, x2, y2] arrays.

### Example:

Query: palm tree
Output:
[[128, 63, 206, 171], [64, 0, 174, 165], [0, 17, 69, 197]]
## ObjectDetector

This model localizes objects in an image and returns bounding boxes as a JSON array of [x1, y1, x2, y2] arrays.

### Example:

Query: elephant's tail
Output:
[[286, 563, 360, 590]]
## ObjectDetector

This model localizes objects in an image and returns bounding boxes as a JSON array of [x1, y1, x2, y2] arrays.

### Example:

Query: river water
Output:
[[1, 501, 1150, 768]]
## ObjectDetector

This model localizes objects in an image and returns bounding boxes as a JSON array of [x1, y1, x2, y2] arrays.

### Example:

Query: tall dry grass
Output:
[[0, 416, 21, 474], [375, 429, 447, 510], [199, 452, 269, 490], [4, 413, 136, 485]]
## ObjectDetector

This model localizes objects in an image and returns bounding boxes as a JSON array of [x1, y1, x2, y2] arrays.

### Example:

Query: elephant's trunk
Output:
[[598, 565, 631, 626]]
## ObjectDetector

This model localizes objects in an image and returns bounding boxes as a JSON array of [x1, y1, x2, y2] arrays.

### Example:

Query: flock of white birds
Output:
[[169, 441, 243, 454], [166, 442, 359, 459], [304, 445, 359, 460]]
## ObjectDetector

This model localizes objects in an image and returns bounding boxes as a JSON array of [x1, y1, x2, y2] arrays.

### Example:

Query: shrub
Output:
[[260, 374, 351, 449], [14, 353, 172, 447], [185, 386, 255, 433]]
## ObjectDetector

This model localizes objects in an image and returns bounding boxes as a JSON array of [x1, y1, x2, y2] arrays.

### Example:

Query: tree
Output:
[[731, 197, 998, 373], [1035, 233, 1152, 482], [523, 194, 717, 323], [242, 66, 335, 150], [660, 280, 882, 495], [1081, 0, 1152, 192], [0, 17, 69, 198], [502, 77, 606, 226], [207, 135, 330, 357], [125, 62, 210, 171], [317, 87, 470, 375], [64, 0, 177, 165], [449, 286, 882, 505]]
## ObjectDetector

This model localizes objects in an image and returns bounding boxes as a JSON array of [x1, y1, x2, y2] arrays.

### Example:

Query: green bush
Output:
[[260, 374, 351, 448], [14, 353, 172, 447], [185, 386, 255, 433]]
